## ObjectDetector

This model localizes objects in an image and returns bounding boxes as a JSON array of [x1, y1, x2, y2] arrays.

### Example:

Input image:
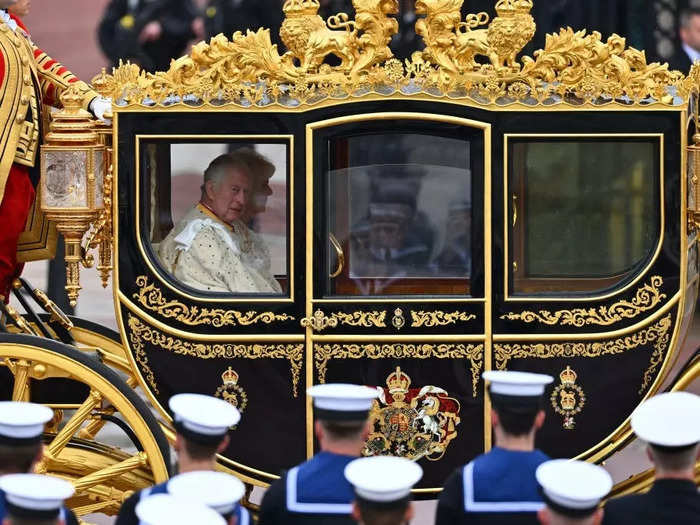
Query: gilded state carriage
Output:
[[1, 0, 700, 517]]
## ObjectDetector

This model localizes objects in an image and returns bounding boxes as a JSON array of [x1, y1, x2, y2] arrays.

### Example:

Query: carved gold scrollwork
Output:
[[501, 276, 666, 327], [127, 314, 304, 396], [331, 311, 387, 328], [314, 342, 484, 397], [133, 276, 294, 326], [494, 314, 672, 393], [92, 0, 687, 109], [410, 310, 476, 327]]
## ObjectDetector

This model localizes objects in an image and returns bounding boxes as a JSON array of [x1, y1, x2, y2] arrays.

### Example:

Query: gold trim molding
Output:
[[494, 314, 672, 393], [332, 310, 387, 328], [501, 276, 666, 326], [92, 0, 689, 110], [410, 310, 476, 327], [127, 314, 304, 396], [133, 276, 294, 326], [314, 342, 484, 397]]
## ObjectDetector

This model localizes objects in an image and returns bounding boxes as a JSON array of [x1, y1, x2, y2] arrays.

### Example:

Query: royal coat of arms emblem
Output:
[[550, 366, 586, 430], [363, 366, 461, 461]]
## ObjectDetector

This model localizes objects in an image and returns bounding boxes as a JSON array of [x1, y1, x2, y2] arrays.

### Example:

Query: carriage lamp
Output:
[[40, 84, 106, 306], [688, 132, 700, 232]]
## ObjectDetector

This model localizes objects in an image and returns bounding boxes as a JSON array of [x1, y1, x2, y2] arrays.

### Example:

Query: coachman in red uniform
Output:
[[0, 2, 110, 302]]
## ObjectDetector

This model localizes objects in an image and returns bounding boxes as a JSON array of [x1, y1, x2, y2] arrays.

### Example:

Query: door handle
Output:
[[329, 233, 344, 278], [512, 194, 518, 227]]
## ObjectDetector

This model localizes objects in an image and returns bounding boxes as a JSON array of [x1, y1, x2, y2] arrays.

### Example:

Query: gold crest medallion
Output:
[[215, 367, 248, 417], [550, 366, 586, 430]]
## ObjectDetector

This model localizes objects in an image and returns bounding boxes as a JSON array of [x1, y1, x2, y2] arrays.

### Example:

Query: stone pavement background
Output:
[[11, 2, 700, 523]]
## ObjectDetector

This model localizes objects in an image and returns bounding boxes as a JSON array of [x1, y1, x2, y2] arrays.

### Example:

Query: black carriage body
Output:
[[114, 99, 696, 493]]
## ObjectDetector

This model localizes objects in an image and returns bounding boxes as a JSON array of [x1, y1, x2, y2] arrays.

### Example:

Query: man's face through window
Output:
[[370, 221, 404, 250], [207, 168, 252, 223], [682, 15, 700, 52]]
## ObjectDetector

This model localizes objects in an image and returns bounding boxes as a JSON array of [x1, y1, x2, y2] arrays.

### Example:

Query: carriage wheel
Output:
[[0, 334, 170, 518]]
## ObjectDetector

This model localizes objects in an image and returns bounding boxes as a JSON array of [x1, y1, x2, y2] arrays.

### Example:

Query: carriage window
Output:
[[510, 139, 658, 295], [325, 133, 472, 297], [144, 141, 288, 296]]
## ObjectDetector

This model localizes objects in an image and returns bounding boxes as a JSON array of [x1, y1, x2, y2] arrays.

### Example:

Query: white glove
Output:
[[88, 97, 112, 121]]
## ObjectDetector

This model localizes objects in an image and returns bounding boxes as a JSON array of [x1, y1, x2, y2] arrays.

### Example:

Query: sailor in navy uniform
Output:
[[603, 392, 700, 525], [436, 370, 554, 524], [344, 456, 422, 525], [168, 470, 250, 525], [0, 401, 78, 525], [0, 473, 75, 525], [258, 383, 379, 525], [136, 493, 226, 525], [116, 393, 241, 525], [535, 460, 612, 525]]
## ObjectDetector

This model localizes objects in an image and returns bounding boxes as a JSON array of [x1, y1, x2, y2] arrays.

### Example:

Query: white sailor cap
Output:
[[0, 474, 74, 520], [0, 401, 53, 444], [169, 393, 240, 444], [631, 391, 700, 448], [308, 383, 379, 421], [482, 371, 553, 410], [167, 470, 245, 516], [536, 460, 612, 517], [345, 457, 422, 506], [136, 493, 226, 525]]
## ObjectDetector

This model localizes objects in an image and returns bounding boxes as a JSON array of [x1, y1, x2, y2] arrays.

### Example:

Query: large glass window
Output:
[[143, 140, 289, 296], [325, 133, 472, 297], [510, 138, 659, 294]]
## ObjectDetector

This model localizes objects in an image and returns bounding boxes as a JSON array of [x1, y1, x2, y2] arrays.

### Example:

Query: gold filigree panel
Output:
[[501, 276, 666, 327], [410, 310, 476, 327], [132, 276, 294, 327], [92, 0, 687, 109], [314, 342, 484, 397], [127, 314, 303, 396], [494, 314, 672, 393]]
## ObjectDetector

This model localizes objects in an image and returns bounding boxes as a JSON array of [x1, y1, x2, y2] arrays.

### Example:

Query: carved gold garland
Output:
[[314, 342, 484, 396], [410, 310, 476, 327], [494, 314, 672, 393], [127, 314, 304, 396], [127, 320, 160, 394], [501, 276, 666, 327], [90, 0, 693, 110], [132, 276, 294, 326]]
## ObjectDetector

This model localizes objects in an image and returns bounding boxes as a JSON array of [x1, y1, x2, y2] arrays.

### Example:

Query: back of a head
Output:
[[355, 501, 410, 525], [491, 399, 542, 437]]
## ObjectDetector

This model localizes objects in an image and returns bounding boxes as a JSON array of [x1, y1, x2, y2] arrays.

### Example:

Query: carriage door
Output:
[[305, 112, 491, 487]]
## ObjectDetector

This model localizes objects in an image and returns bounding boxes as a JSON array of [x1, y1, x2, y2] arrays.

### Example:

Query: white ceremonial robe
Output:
[[158, 204, 282, 294]]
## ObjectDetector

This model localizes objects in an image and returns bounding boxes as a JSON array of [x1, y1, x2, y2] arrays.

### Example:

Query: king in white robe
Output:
[[158, 204, 282, 294]]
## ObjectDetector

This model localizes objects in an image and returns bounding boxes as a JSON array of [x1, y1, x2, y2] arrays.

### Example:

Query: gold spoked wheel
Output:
[[0, 334, 170, 518]]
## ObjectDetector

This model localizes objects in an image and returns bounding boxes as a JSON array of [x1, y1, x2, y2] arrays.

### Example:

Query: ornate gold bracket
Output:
[[127, 314, 303, 397], [133, 276, 294, 326], [301, 309, 338, 332], [314, 342, 484, 397], [501, 276, 666, 326]]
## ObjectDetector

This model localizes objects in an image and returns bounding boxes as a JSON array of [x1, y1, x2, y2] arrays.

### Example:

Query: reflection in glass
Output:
[[511, 140, 658, 294], [327, 133, 472, 297], [146, 143, 288, 295]]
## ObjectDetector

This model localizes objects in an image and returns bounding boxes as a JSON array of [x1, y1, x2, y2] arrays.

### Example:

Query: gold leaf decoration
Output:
[[90, 0, 688, 109], [132, 276, 294, 327], [410, 310, 476, 327], [314, 343, 484, 397], [494, 314, 672, 393], [501, 276, 666, 327], [332, 311, 387, 328], [127, 314, 304, 396]]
